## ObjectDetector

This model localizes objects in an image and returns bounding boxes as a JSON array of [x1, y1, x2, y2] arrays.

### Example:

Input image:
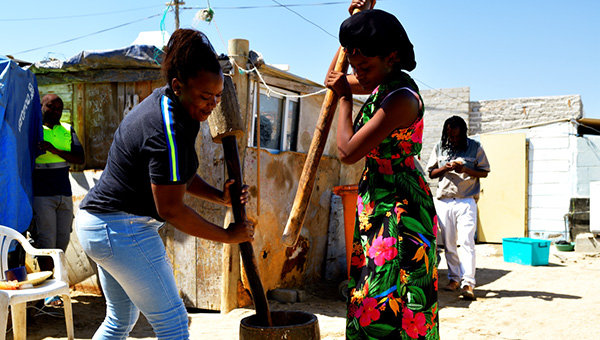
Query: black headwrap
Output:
[[339, 9, 416, 71]]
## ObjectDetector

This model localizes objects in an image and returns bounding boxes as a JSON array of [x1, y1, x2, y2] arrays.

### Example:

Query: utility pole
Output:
[[166, 0, 185, 30]]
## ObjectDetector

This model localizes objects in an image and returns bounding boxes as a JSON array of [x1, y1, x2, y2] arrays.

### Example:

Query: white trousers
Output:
[[434, 197, 477, 288]]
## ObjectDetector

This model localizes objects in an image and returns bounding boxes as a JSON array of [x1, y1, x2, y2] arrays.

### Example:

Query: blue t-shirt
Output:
[[80, 86, 200, 221]]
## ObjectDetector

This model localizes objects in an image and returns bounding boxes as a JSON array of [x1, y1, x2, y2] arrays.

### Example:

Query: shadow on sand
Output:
[[17, 295, 155, 340]]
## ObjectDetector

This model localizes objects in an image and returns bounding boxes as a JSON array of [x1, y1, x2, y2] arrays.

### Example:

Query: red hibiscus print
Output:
[[418, 176, 429, 194], [376, 159, 393, 175], [400, 141, 412, 155], [368, 236, 398, 266], [404, 157, 415, 170], [351, 253, 366, 268], [411, 120, 423, 144], [355, 297, 380, 327], [402, 307, 427, 338]]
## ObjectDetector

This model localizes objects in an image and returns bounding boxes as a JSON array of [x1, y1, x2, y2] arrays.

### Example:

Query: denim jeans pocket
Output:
[[78, 224, 114, 261]]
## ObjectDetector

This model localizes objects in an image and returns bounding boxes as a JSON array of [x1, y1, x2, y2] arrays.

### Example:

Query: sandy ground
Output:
[[10, 243, 600, 340]]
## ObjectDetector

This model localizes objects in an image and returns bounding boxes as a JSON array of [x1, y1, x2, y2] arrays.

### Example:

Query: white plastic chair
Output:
[[0, 225, 74, 340]]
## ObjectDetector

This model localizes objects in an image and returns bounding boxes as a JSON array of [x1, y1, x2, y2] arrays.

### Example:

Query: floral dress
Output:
[[346, 74, 439, 340]]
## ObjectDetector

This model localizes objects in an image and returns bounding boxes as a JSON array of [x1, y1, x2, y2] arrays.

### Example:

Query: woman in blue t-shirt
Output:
[[76, 29, 254, 339]]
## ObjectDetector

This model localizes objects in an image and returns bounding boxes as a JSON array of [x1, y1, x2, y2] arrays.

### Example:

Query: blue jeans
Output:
[[76, 209, 189, 340]]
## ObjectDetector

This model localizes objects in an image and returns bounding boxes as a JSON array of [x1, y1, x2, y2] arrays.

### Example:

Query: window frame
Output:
[[248, 83, 300, 153]]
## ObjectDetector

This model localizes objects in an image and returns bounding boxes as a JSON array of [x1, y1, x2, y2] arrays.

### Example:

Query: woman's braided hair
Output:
[[161, 29, 221, 87]]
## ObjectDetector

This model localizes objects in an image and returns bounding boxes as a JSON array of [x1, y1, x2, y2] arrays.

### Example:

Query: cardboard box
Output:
[[502, 237, 551, 266]]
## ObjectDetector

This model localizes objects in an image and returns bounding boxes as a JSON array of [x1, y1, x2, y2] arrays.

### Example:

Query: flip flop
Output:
[[44, 296, 63, 307]]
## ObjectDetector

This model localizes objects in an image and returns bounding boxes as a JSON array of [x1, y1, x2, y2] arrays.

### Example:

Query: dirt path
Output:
[[15, 244, 600, 340]]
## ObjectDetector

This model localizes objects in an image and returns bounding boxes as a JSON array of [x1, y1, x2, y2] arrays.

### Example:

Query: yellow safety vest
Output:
[[36, 122, 72, 167]]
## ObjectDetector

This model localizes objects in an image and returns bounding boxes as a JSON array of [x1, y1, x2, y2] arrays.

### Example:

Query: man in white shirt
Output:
[[427, 116, 490, 300]]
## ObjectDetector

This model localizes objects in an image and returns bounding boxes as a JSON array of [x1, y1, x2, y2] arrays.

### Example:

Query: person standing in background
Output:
[[427, 115, 490, 301], [32, 93, 85, 306]]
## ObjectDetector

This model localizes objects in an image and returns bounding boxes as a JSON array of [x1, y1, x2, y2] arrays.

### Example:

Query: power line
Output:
[[13, 13, 163, 55], [188, 2, 351, 10], [269, 0, 337, 39], [1, 2, 370, 22], [0, 5, 163, 22], [415, 79, 470, 104]]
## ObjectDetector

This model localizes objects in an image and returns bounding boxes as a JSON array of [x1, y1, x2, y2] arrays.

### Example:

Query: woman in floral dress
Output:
[[326, 2, 439, 339]]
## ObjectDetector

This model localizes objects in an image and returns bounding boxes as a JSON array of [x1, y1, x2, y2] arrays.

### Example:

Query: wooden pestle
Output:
[[208, 75, 273, 327], [281, 1, 373, 247]]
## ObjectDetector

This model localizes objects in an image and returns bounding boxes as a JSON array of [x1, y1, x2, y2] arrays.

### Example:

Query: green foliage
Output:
[[406, 286, 427, 312], [395, 172, 432, 209], [401, 216, 431, 237], [428, 246, 438, 270], [419, 206, 433, 234], [364, 323, 395, 339], [409, 266, 433, 287], [369, 261, 400, 297], [346, 318, 360, 338]]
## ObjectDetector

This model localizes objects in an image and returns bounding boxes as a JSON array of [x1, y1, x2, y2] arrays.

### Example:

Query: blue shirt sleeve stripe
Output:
[[160, 95, 180, 182]]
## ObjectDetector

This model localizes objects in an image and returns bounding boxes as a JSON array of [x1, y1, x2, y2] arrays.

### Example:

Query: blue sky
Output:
[[3, 0, 599, 118]]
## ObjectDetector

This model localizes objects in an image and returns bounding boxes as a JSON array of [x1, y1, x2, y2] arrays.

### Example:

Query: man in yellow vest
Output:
[[32, 94, 84, 306]]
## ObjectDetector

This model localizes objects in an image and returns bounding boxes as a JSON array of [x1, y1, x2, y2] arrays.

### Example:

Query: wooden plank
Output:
[[152, 79, 166, 94], [173, 227, 197, 308], [196, 237, 223, 310], [135, 80, 154, 100], [74, 83, 86, 171], [117, 83, 126, 121], [38, 84, 73, 98], [84, 83, 119, 169], [261, 74, 322, 96]]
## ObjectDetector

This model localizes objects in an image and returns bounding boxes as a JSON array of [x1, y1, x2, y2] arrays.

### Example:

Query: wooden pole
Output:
[[281, 1, 373, 247], [222, 136, 272, 327], [217, 39, 271, 325], [255, 74, 261, 216], [220, 39, 249, 314], [174, 0, 181, 30]]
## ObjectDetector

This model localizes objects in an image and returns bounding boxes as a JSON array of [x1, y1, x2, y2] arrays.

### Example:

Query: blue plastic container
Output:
[[502, 237, 551, 266]]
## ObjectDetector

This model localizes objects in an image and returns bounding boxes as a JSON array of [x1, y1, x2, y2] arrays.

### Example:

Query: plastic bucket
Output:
[[239, 310, 320, 340]]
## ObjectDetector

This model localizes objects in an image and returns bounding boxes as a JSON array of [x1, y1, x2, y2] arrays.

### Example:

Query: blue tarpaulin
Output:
[[0, 56, 43, 233]]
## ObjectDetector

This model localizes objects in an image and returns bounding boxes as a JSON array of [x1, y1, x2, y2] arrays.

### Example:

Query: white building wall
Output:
[[420, 87, 470, 191], [576, 135, 600, 196], [493, 121, 578, 238], [527, 122, 578, 238], [470, 95, 582, 134]]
